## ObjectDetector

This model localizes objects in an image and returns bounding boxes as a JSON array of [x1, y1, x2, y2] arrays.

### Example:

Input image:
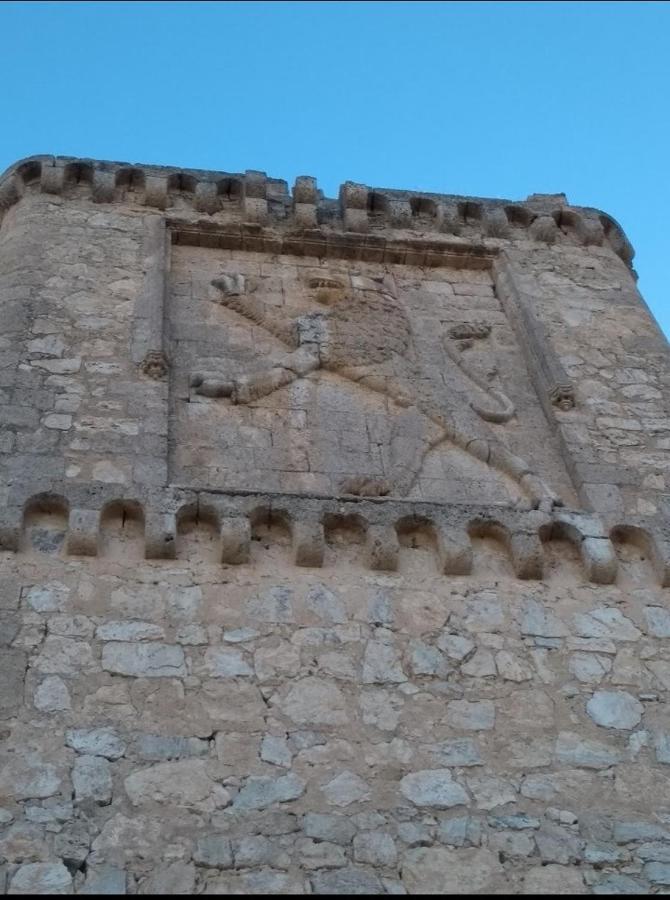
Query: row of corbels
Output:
[[0, 156, 633, 266], [4, 485, 668, 586]]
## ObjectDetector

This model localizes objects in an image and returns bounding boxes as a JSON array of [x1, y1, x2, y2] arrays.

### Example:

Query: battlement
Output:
[[0, 154, 635, 266]]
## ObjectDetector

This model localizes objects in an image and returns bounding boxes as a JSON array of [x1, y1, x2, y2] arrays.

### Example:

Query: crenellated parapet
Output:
[[0, 155, 635, 268], [7, 481, 669, 586]]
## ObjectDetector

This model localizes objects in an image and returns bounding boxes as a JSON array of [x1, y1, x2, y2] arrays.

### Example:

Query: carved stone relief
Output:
[[168, 250, 577, 507]]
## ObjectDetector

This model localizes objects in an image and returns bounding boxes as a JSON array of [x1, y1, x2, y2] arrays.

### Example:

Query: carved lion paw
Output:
[[340, 477, 392, 497], [190, 373, 234, 399], [521, 474, 563, 511]]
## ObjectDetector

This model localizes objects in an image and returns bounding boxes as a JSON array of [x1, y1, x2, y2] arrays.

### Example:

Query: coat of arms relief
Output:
[[171, 254, 569, 510]]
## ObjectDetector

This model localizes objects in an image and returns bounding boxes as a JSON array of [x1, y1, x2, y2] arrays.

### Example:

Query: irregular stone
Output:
[[362, 637, 407, 683], [647, 660, 670, 690], [91, 813, 162, 860], [401, 847, 504, 893], [446, 699, 495, 731], [48, 615, 94, 638], [194, 835, 233, 868], [436, 816, 468, 848], [175, 624, 208, 645], [583, 842, 627, 864], [0, 755, 62, 800], [246, 586, 293, 623], [437, 632, 475, 660], [54, 823, 90, 869], [305, 583, 347, 623], [223, 627, 260, 643], [134, 734, 209, 761], [80, 865, 126, 895], [322, 770, 370, 807], [495, 650, 532, 681], [101, 642, 186, 677], [0, 808, 14, 826], [523, 864, 587, 894], [360, 689, 404, 731], [429, 738, 482, 767], [303, 812, 356, 845], [462, 592, 504, 632], [23, 800, 72, 827], [296, 837, 347, 869], [8, 862, 72, 895], [254, 641, 301, 681], [233, 835, 288, 868], [34, 637, 95, 675], [489, 829, 535, 857], [398, 821, 433, 846], [655, 732, 670, 764], [466, 774, 517, 810], [277, 677, 347, 726], [73, 755, 112, 805], [164, 585, 202, 622], [614, 820, 670, 843], [260, 734, 292, 768], [125, 759, 220, 807], [645, 862, 670, 884], [519, 599, 568, 638], [407, 639, 449, 676], [367, 590, 394, 626], [567, 637, 617, 654], [66, 728, 125, 760], [637, 842, 670, 862], [25, 582, 70, 613], [488, 814, 540, 830], [34, 675, 71, 712], [310, 867, 383, 894], [233, 773, 306, 810], [461, 648, 496, 678], [353, 831, 397, 866], [573, 608, 641, 642], [317, 649, 357, 679], [555, 731, 622, 768], [0, 821, 50, 864], [400, 770, 469, 809], [569, 652, 612, 683], [644, 606, 670, 638], [138, 862, 195, 894], [95, 621, 164, 641], [586, 690, 644, 730], [535, 824, 582, 864], [204, 647, 254, 677], [592, 874, 649, 894]]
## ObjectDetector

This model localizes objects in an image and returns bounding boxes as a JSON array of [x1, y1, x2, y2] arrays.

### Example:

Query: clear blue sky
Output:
[[1, 1, 668, 336]]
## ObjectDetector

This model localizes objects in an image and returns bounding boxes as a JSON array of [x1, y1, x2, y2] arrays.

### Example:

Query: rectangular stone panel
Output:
[[167, 246, 576, 506]]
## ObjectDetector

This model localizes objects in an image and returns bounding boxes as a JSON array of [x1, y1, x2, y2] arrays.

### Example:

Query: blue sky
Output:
[[1, 1, 668, 336]]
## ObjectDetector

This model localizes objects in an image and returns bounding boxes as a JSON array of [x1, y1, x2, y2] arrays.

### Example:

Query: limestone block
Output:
[[366, 524, 399, 571], [220, 516, 251, 564], [92, 169, 115, 203], [40, 164, 64, 195]]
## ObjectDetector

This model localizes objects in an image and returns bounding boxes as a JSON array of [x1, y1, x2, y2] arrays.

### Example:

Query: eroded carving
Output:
[[190, 271, 560, 509], [444, 322, 515, 424], [550, 384, 576, 411], [140, 350, 168, 380]]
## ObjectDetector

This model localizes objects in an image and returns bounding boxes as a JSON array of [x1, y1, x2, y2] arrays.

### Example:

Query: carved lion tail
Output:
[[443, 337, 516, 424], [471, 388, 515, 424]]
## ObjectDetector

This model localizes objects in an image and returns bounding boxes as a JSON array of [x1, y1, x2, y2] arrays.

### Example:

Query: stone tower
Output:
[[0, 155, 669, 895]]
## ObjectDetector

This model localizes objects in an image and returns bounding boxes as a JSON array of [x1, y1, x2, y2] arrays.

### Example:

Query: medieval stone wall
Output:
[[0, 155, 669, 895]]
